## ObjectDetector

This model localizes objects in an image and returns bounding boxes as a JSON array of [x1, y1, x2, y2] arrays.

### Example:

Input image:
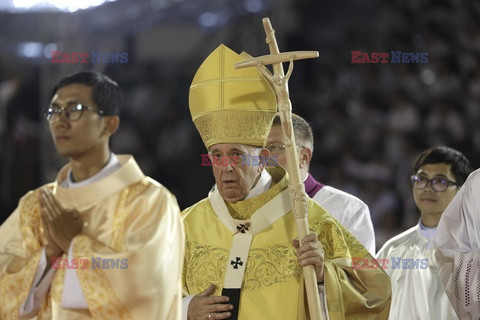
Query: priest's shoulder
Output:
[[306, 197, 337, 221], [136, 176, 180, 203], [181, 197, 211, 220], [376, 225, 418, 258], [316, 185, 369, 211], [306, 198, 350, 237], [465, 168, 480, 189], [17, 182, 56, 207], [142, 176, 174, 192]]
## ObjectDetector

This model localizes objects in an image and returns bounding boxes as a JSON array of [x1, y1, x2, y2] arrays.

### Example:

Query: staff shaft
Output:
[[262, 18, 323, 320]]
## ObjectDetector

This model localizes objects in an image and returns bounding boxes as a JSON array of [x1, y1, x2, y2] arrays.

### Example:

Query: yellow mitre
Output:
[[189, 44, 277, 149]]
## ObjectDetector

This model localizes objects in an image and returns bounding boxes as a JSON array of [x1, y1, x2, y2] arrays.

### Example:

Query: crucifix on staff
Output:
[[235, 17, 323, 320], [182, 16, 392, 320]]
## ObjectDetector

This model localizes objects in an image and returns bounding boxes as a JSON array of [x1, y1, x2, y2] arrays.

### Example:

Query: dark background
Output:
[[1, 0, 479, 251]]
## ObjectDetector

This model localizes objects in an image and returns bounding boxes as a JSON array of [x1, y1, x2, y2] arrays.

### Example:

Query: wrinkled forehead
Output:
[[209, 143, 258, 154]]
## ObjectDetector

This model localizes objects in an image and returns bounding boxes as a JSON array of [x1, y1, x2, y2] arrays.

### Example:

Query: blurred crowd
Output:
[[1, 0, 479, 250]]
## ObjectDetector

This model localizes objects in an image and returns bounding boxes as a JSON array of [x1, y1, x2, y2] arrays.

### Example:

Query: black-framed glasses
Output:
[[44, 103, 105, 123], [410, 175, 458, 192], [266, 144, 304, 154]]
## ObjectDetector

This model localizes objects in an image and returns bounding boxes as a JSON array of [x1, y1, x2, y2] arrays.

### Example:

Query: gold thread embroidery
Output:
[[110, 189, 128, 251], [0, 253, 41, 320], [110, 180, 150, 251], [243, 244, 301, 290], [184, 168, 367, 300], [20, 190, 45, 254], [226, 168, 287, 220], [308, 200, 367, 260], [194, 111, 275, 149], [1, 190, 47, 319], [50, 264, 66, 301], [185, 238, 301, 292], [74, 236, 133, 320], [185, 239, 228, 293]]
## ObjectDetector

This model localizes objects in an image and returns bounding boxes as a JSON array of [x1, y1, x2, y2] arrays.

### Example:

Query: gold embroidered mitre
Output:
[[189, 44, 277, 149]]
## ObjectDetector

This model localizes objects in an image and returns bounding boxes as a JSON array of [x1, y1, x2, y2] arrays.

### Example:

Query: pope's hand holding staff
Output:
[[235, 17, 323, 319], [181, 38, 391, 319]]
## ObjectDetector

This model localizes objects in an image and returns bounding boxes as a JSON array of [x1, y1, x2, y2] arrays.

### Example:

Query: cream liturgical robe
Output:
[[376, 224, 458, 320], [310, 183, 375, 255], [434, 168, 480, 319], [0, 155, 184, 320], [182, 168, 391, 319]]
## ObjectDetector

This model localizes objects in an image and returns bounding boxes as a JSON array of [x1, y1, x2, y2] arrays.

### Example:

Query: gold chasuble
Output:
[[182, 168, 391, 319], [0, 155, 184, 320]]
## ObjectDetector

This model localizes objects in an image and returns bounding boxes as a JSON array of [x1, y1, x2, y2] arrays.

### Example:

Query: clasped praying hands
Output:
[[40, 188, 84, 256]]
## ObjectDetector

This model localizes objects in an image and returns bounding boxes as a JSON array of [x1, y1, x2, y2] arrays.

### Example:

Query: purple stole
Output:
[[304, 173, 324, 198]]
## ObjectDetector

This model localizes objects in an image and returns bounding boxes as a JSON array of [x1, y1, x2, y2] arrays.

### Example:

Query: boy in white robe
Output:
[[377, 146, 472, 319]]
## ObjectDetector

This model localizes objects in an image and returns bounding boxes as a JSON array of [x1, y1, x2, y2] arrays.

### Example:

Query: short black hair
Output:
[[51, 71, 123, 116], [411, 146, 473, 186], [272, 113, 313, 149]]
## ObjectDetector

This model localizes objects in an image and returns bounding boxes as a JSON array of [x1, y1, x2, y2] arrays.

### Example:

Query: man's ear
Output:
[[103, 116, 120, 137], [259, 148, 271, 170], [299, 147, 313, 169]]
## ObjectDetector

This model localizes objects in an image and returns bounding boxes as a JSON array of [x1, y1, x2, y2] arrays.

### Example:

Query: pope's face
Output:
[[209, 143, 268, 203]]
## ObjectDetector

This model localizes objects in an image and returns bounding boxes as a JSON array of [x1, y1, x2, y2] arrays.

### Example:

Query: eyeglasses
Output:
[[410, 175, 458, 192], [44, 103, 105, 123], [266, 144, 304, 154]]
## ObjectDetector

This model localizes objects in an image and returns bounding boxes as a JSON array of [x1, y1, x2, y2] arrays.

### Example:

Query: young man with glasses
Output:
[[376, 146, 472, 319], [266, 113, 376, 254], [0, 71, 184, 319]]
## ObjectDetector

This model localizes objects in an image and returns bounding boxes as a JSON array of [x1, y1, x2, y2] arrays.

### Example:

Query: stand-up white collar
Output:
[[244, 169, 272, 200], [61, 153, 121, 189]]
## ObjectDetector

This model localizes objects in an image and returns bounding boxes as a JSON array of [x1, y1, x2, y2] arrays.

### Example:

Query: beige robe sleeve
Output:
[[71, 184, 185, 320], [309, 201, 392, 320], [0, 190, 48, 320], [0, 181, 184, 320]]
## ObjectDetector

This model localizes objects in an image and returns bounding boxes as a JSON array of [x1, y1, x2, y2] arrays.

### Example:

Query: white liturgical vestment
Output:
[[434, 168, 480, 320], [377, 222, 457, 319]]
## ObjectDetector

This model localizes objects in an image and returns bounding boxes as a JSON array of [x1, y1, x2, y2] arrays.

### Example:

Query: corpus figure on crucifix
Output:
[[181, 19, 391, 320]]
